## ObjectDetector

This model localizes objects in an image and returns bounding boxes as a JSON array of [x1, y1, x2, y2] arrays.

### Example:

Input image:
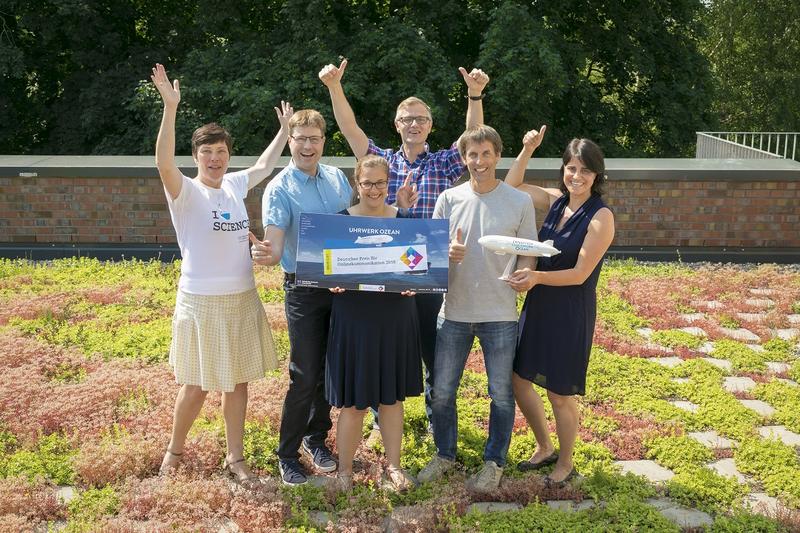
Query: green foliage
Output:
[[582, 412, 620, 439], [762, 338, 796, 362], [644, 435, 714, 473], [711, 339, 767, 373], [452, 495, 679, 532], [65, 486, 121, 531], [45, 361, 88, 384], [708, 511, 786, 532], [0, 433, 76, 485], [582, 469, 657, 502], [572, 439, 615, 475], [753, 381, 800, 432], [735, 437, 800, 506], [667, 467, 748, 512], [684, 371, 761, 440], [243, 421, 280, 476], [650, 329, 704, 349], [717, 315, 742, 329], [791, 302, 800, 314], [596, 294, 649, 338], [702, 0, 800, 132]]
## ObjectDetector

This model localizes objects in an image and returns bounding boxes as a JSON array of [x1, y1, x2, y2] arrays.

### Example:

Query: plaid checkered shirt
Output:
[[367, 139, 465, 218]]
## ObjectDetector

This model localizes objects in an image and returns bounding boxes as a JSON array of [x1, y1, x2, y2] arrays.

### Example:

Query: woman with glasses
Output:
[[325, 155, 422, 493]]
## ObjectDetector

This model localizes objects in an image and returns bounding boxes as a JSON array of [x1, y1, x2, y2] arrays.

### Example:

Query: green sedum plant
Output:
[[650, 329, 704, 349]]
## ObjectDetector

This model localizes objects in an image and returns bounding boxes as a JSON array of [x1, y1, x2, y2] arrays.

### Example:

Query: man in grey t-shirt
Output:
[[417, 125, 538, 492]]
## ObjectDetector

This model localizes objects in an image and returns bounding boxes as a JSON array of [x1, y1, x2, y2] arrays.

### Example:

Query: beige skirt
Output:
[[169, 288, 278, 392]]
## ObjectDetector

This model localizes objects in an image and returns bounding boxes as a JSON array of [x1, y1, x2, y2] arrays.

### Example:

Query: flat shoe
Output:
[[517, 452, 558, 472], [224, 458, 262, 489], [544, 467, 578, 488]]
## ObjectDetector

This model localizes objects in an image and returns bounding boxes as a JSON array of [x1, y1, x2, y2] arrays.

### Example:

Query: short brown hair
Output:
[[191, 123, 232, 156], [457, 125, 503, 160], [289, 109, 326, 136], [350, 155, 389, 206], [395, 97, 431, 120]]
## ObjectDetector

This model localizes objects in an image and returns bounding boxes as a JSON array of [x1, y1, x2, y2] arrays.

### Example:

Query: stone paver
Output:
[[758, 425, 800, 446], [735, 313, 767, 324], [217, 519, 242, 533], [723, 376, 756, 393], [766, 361, 790, 374], [614, 460, 674, 482], [307, 475, 332, 488], [669, 400, 699, 413], [680, 313, 705, 323], [671, 377, 690, 384], [688, 431, 736, 449], [546, 501, 575, 511], [708, 458, 747, 483], [774, 328, 799, 341], [385, 505, 431, 532], [644, 342, 672, 353], [56, 485, 77, 504], [749, 288, 775, 296], [468, 502, 523, 514], [747, 344, 765, 352], [308, 511, 335, 528], [719, 326, 761, 342], [651, 356, 683, 368], [738, 399, 776, 418], [744, 492, 780, 515], [645, 498, 713, 529], [744, 298, 774, 308], [636, 327, 654, 338], [787, 314, 800, 325], [678, 326, 707, 337], [777, 378, 799, 387], [700, 357, 733, 373], [694, 300, 724, 310], [697, 341, 715, 354]]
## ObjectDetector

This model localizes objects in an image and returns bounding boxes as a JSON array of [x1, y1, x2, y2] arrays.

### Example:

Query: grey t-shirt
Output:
[[433, 181, 538, 322]]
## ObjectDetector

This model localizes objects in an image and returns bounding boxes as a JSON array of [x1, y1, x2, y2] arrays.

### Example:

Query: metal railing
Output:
[[696, 132, 799, 160]]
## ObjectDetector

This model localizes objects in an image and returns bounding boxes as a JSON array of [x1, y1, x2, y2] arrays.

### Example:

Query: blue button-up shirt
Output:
[[262, 161, 352, 273]]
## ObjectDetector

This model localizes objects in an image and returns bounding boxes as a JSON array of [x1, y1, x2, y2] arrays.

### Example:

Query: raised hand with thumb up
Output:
[[449, 227, 466, 263]]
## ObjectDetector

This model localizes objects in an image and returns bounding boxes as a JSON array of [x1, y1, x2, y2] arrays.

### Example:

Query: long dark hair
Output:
[[558, 138, 606, 197]]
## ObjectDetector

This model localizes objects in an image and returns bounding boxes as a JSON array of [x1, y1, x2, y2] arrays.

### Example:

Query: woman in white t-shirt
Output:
[[151, 63, 288, 486]]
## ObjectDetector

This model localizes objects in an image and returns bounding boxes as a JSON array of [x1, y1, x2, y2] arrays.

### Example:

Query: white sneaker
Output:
[[417, 455, 455, 483], [468, 460, 503, 492]]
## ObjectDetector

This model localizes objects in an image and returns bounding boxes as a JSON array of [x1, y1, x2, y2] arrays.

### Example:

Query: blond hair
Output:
[[395, 97, 432, 120], [288, 109, 326, 135]]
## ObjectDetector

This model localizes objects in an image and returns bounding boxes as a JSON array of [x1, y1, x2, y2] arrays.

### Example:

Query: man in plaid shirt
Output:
[[319, 59, 490, 429]]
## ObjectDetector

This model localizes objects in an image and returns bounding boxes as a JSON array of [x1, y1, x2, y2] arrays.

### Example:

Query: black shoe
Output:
[[517, 452, 558, 472], [302, 440, 337, 473], [278, 459, 308, 486], [544, 467, 578, 488]]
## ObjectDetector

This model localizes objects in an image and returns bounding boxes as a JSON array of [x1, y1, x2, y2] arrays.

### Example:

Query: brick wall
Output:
[[1, 166, 798, 248]]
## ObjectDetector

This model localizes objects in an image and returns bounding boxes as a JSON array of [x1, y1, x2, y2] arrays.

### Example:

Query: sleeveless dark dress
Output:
[[325, 210, 423, 409], [514, 194, 608, 396]]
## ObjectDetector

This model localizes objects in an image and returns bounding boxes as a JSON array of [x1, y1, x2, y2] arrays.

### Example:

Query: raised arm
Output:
[[246, 101, 293, 189], [151, 63, 183, 200], [505, 126, 559, 213], [319, 59, 369, 158], [460, 67, 489, 129]]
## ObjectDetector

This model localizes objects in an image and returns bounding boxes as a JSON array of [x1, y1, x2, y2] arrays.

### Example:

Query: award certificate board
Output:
[[295, 213, 449, 293]]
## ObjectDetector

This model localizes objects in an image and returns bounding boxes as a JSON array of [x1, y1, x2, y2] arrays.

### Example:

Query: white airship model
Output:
[[478, 235, 561, 280], [354, 234, 393, 245]]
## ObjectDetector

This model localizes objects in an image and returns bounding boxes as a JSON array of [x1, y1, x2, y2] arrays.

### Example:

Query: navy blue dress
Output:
[[514, 194, 608, 396], [325, 210, 423, 409]]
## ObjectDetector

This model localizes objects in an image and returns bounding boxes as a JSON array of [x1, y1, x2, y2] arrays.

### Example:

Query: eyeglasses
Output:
[[358, 180, 388, 190], [396, 116, 431, 126], [290, 135, 324, 145]]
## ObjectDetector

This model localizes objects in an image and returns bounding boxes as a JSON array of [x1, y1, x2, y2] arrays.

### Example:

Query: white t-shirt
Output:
[[165, 172, 255, 295]]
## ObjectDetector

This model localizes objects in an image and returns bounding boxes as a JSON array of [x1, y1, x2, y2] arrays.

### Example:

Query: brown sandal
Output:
[[159, 449, 183, 476], [224, 458, 262, 489]]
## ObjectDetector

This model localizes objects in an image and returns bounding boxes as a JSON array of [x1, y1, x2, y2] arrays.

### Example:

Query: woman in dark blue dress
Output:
[[325, 155, 422, 493], [504, 130, 615, 485]]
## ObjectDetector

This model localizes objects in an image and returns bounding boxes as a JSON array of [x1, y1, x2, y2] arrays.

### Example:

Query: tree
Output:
[[702, 0, 800, 132]]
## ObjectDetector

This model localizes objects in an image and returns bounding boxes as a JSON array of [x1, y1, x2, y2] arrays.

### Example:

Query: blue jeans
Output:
[[430, 318, 517, 466]]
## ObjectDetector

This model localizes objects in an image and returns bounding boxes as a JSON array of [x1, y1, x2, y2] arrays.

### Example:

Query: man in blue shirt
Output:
[[251, 109, 351, 485]]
